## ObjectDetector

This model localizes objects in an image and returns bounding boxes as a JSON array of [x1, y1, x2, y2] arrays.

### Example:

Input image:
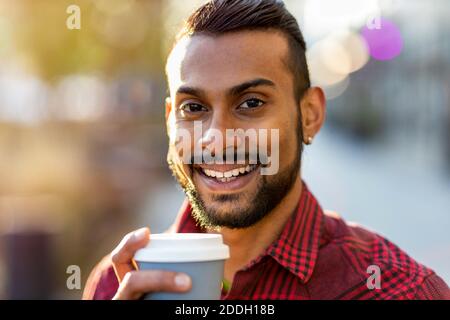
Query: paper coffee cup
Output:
[[134, 233, 230, 300]]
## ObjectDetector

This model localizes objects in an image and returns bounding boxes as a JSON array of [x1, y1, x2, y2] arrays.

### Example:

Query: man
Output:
[[83, 0, 450, 300]]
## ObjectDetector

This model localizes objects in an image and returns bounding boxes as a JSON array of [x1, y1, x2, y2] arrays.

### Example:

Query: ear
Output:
[[300, 87, 326, 144]]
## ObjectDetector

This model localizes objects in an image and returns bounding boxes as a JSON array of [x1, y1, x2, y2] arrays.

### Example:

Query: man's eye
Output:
[[238, 98, 264, 110], [180, 103, 207, 113]]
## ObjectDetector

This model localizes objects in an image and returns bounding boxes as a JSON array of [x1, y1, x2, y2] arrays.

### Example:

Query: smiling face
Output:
[[166, 30, 304, 229]]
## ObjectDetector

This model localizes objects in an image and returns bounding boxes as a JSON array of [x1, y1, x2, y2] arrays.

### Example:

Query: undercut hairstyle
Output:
[[172, 0, 311, 103]]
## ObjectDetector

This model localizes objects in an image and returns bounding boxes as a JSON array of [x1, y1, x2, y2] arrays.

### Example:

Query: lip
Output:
[[194, 165, 260, 192]]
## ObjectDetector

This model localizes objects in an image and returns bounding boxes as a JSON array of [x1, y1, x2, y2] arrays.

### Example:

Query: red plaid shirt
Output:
[[83, 182, 450, 300]]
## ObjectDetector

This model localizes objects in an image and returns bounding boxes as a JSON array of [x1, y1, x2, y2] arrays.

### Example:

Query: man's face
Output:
[[166, 30, 302, 229]]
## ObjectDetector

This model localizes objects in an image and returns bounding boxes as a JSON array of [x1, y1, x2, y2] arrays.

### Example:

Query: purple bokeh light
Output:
[[361, 17, 403, 61]]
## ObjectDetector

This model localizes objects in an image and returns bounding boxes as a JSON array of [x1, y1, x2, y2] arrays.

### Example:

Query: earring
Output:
[[305, 136, 313, 145]]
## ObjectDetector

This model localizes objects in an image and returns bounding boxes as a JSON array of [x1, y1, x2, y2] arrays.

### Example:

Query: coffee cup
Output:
[[134, 233, 230, 300]]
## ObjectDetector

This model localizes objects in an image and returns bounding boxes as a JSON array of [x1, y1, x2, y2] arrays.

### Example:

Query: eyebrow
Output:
[[176, 86, 206, 98], [176, 78, 276, 98], [228, 78, 276, 96]]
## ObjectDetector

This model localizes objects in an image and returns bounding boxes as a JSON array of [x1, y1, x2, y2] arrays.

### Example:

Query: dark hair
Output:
[[174, 0, 310, 103]]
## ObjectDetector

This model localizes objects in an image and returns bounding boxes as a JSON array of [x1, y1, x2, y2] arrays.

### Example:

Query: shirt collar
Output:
[[174, 181, 324, 284], [265, 182, 324, 283]]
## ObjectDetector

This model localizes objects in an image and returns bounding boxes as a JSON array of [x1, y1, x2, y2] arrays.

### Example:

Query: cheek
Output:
[[277, 123, 299, 165]]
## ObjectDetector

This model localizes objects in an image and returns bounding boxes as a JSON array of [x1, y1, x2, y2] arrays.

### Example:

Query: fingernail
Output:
[[133, 228, 148, 241], [174, 273, 191, 288]]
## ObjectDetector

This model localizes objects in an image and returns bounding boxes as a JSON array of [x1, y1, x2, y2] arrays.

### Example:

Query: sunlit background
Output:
[[0, 0, 448, 299]]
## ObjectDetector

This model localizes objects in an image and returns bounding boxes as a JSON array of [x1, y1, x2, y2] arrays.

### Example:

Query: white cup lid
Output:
[[134, 233, 230, 263]]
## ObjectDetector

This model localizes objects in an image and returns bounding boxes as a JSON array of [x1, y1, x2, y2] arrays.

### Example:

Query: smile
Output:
[[201, 164, 258, 182], [194, 164, 260, 192]]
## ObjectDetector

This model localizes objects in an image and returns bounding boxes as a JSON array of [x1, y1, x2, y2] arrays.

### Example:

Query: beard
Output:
[[168, 141, 301, 230], [167, 115, 303, 230]]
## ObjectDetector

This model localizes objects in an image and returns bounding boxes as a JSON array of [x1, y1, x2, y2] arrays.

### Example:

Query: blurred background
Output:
[[0, 0, 448, 299]]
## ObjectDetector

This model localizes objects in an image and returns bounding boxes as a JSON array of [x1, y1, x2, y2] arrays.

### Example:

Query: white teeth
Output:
[[201, 165, 257, 181]]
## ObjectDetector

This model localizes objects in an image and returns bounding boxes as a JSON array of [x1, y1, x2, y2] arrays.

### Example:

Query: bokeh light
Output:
[[307, 30, 369, 99], [361, 17, 404, 61]]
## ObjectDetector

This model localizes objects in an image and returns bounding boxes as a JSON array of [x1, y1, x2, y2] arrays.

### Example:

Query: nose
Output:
[[198, 110, 244, 158]]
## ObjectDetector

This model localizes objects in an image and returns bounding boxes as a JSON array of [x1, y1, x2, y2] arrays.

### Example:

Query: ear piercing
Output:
[[305, 136, 313, 145]]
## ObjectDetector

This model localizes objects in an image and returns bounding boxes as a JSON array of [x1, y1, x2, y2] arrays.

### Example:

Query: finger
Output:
[[112, 270, 192, 300], [111, 227, 150, 282]]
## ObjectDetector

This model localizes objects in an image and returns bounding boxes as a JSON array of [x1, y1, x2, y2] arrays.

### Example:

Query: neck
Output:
[[208, 176, 303, 284]]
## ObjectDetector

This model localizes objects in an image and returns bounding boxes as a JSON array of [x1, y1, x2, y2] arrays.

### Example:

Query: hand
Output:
[[111, 227, 192, 300]]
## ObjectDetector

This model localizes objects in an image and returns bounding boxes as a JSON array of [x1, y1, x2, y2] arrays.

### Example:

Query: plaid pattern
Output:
[[83, 182, 450, 300]]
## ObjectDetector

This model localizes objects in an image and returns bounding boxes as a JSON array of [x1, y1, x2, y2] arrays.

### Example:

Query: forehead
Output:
[[166, 30, 291, 95]]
